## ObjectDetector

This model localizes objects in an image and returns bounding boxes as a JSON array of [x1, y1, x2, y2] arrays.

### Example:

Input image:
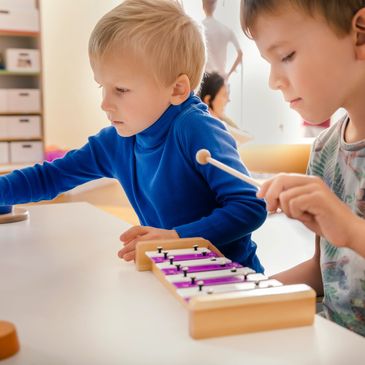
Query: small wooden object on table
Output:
[[0, 206, 29, 224], [0, 321, 20, 360]]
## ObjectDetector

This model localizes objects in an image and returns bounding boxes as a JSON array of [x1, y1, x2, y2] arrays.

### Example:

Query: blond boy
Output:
[[0, 0, 266, 272]]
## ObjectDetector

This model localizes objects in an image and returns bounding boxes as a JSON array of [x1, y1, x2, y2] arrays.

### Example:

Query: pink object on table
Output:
[[45, 146, 68, 162]]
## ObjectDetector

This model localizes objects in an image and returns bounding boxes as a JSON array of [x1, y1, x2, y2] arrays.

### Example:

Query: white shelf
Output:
[[0, 0, 44, 171]]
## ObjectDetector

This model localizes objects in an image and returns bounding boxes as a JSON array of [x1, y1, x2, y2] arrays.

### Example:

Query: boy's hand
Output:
[[118, 226, 179, 261], [257, 173, 357, 248]]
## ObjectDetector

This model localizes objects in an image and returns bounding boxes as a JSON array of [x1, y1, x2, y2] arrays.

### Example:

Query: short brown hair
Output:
[[89, 0, 206, 90], [241, 0, 365, 38]]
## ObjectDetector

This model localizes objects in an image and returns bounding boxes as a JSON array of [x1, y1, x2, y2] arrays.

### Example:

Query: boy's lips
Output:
[[285, 98, 302, 108], [287, 97, 302, 107], [107, 115, 124, 125]]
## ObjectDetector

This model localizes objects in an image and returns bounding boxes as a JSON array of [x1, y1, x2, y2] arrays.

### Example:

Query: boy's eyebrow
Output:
[[260, 41, 290, 60], [266, 42, 289, 54]]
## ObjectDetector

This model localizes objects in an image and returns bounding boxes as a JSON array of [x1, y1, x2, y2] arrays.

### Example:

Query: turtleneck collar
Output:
[[135, 93, 200, 150]]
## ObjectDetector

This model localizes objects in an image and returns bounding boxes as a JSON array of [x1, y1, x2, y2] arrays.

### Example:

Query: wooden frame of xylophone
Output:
[[135, 237, 316, 339]]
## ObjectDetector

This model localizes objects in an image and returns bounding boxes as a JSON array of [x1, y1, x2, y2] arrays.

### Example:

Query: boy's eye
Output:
[[116, 87, 129, 93], [282, 51, 296, 63]]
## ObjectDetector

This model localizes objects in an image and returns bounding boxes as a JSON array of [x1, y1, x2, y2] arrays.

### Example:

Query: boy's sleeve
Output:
[[172, 111, 267, 247], [306, 136, 320, 176], [0, 128, 115, 205]]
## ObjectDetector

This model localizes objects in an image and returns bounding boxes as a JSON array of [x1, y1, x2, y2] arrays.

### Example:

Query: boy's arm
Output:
[[172, 115, 266, 247], [272, 235, 323, 295], [347, 216, 365, 258], [0, 129, 115, 205], [226, 49, 243, 79], [226, 31, 243, 79], [118, 186, 265, 262]]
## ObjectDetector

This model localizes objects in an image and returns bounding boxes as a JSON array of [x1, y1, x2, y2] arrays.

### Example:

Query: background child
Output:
[[199, 71, 253, 145], [199, 72, 238, 128], [0, 0, 267, 272], [240, 0, 365, 335]]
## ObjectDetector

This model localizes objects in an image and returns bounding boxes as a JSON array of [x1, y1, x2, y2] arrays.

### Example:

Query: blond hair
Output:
[[241, 0, 365, 38], [89, 0, 206, 90]]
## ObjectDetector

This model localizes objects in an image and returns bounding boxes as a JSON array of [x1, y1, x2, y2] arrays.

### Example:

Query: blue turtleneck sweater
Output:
[[0, 94, 266, 271]]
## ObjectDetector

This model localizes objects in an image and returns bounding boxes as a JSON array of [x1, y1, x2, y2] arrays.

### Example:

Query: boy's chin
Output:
[[113, 124, 136, 137], [300, 113, 331, 125], [113, 127, 136, 138]]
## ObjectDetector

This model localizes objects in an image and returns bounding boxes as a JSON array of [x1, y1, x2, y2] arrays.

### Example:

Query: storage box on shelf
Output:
[[10, 141, 42, 163], [0, 0, 43, 174], [5, 48, 40, 72], [0, 9, 39, 33], [0, 0, 36, 9], [1, 88, 41, 112], [0, 115, 41, 139]]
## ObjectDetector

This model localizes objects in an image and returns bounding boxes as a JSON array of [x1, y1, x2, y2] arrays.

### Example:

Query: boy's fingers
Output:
[[287, 194, 322, 235], [118, 232, 155, 258], [258, 174, 317, 211], [257, 180, 281, 212], [257, 174, 291, 210], [118, 228, 178, 259], [256, 178, 274, 198], [120, 225, 150, 242], [118, 239, 138, 258], [288, 193, 318, 219], [279, 184, 317, 218], [122, 251, 135, 262]]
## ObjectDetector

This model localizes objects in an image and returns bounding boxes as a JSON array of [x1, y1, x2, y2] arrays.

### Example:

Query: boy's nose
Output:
[[268, 68, 287, 91], [101, 99, 109, 112], [101, 95, 115, 113]]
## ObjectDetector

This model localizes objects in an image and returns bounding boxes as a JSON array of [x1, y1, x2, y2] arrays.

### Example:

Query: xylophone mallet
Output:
[[195, 149, 262, 188]]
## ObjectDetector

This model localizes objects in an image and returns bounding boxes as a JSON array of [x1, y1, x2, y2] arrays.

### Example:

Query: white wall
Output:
[[41, 0, 302, 149], [40, 0, 120, 149]]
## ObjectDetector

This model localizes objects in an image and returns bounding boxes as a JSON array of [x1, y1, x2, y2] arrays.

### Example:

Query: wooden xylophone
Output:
[[135, 237, 316, 339]]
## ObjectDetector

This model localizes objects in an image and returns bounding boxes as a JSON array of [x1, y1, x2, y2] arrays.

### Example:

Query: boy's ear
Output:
[[353, 8, 365, 59], [202, 95, 211, 104], [170, 74, 191, 105]]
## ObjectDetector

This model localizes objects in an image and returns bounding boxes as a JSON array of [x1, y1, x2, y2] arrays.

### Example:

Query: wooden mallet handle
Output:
[[196, 149, 262, 188]]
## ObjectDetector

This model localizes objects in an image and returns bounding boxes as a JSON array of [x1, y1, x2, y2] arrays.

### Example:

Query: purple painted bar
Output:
[[173, 274, 246, 288], [162, 262, 242, 275], [151, 251, 218, 263]]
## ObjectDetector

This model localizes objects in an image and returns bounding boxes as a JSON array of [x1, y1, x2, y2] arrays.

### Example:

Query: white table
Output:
[[1, 203, 364, 365], [254, 212, 316, 276]]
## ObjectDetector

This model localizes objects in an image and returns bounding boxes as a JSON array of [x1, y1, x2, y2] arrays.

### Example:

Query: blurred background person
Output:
[[202, 0, 243, 80], [199, 72, 252, 145]]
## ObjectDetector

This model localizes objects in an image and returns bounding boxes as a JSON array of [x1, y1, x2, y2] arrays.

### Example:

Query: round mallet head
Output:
[[196, 149, 211, 165]]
